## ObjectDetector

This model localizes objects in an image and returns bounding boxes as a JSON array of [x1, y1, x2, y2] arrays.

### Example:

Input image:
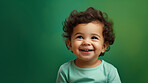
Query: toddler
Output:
[[56, 7, 121, 83]]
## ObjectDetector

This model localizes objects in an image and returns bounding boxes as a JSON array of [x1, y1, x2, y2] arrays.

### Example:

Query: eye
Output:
[[91, 36, 98, 40], [76, 36, 83, 39]]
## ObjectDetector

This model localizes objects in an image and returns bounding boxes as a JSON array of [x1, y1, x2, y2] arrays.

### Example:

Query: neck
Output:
[[74, 58, 102, 68]]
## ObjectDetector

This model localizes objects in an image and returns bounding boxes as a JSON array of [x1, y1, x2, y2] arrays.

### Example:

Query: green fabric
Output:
[[56, 60, 121, 83]]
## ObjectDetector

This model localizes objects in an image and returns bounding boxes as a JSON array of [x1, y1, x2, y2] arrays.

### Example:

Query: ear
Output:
[[66, 39, 73, 51], [101, 42, 109, 53]]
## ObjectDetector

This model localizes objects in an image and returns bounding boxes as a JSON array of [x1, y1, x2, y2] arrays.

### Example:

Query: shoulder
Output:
[[102, 60, 117, 71], [102, 60, 121, 82], [58, 60, 73, 72], [56, 61, 73, 83], [102, 60, 118, 76]]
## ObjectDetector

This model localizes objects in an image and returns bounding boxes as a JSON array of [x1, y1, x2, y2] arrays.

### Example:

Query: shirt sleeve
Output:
[[107, 68, 121, 83], [56, 66, 68, 83]]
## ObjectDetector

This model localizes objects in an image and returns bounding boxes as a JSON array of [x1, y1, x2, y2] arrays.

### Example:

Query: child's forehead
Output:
[[72, 21, 104, 34], [75, 21, 104, 28]]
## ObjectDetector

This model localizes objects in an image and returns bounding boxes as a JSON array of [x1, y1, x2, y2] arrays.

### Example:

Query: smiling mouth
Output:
[[79, 49, 94, 52]]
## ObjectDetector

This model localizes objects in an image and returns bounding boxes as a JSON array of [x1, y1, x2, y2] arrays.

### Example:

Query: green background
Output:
[[1, 0, 148, 83]]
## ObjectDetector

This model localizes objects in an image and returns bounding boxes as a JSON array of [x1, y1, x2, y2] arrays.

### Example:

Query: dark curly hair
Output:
[[62, 7, 115, 56]]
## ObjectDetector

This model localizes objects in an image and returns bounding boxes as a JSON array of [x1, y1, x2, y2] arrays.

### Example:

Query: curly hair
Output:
[[62, 7, 115, 56]]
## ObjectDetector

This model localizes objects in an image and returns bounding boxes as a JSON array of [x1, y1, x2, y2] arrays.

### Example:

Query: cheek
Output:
[[72, 41, 81, 49], [93, 42, 103, 50]]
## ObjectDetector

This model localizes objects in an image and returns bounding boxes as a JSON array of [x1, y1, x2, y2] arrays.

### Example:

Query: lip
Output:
[[79, 48, 94, 54]]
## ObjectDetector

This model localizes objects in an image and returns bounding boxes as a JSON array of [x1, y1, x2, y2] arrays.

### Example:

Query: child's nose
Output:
[[82, 39, 91, 46]]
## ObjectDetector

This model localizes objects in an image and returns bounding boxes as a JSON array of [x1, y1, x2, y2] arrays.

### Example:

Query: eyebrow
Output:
[[74, 32, 101, 38], [74, 32, 83, 36], [91, 33, 101, 38]]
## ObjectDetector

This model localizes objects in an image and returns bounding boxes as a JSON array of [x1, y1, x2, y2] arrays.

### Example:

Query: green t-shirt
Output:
[[56, 60, 121, 83]]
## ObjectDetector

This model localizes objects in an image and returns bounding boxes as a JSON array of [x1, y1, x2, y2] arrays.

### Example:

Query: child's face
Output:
[[67, 22, 108, 61]]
